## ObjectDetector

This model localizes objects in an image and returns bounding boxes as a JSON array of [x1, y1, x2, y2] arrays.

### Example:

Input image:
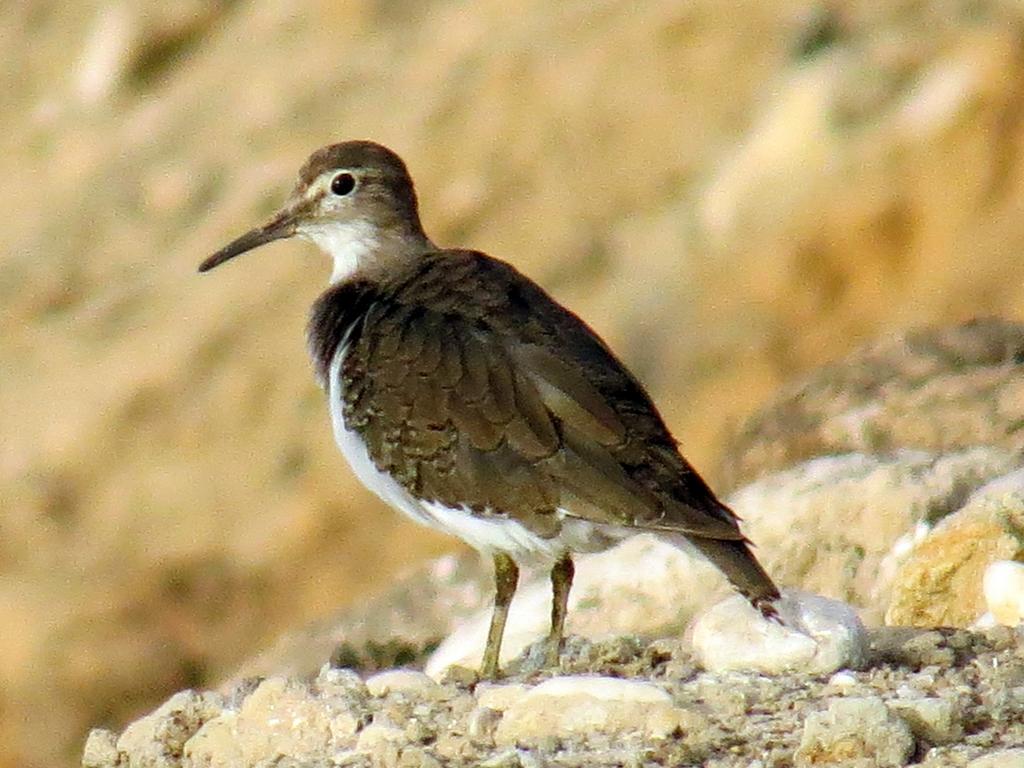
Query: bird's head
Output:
[[199, 140, 430, 281]]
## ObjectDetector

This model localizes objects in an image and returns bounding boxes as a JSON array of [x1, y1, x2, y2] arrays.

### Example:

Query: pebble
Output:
[[475, 683, 530, 711], [366, 669, 442, 699], [493, 675, 703, 745], [887, 696, 962, 745], [396, 746, 443, 767], [967, 748, 1024, 768], [691, 590, 867, 674], [827, 671, 858, 689], [984, 560, 1024, 626], [117, 690, 226, 766], [317, 665, 370, 698], [528, 676, 672, 703], [81, 729, 119, 768], [467, 705, 503, 740], [795, 696, 915, 767], [356, 724, 407, 753], [184, 677, 362, 765]]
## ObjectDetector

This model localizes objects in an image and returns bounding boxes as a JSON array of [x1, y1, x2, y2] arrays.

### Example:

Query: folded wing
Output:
[[338, 251, 745, 542]]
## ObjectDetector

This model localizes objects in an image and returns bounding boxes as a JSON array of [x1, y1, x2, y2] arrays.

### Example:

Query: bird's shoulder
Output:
[[384, 249, 539, 323], [354, 247, 675, 452], [383, 249, 639, 384]]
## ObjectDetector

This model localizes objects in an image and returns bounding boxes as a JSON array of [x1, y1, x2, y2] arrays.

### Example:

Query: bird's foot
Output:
[[543, 638, 564, 670], [479, 655, 502, 681]]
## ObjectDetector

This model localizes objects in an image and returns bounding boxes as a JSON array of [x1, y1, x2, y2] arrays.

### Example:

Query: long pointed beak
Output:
[[198, 206, 301, 273]]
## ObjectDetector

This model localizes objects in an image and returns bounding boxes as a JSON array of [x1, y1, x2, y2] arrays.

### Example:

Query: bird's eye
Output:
[[331, 172, 356, 196]]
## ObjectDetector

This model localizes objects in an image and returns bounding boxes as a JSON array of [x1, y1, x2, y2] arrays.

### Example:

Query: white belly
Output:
[[327, 346, 595, 565]]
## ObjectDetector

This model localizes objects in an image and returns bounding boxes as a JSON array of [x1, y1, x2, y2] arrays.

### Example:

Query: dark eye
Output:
[[331, 172, 356, 196]]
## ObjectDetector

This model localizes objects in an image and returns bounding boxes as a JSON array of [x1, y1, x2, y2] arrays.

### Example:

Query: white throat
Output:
[[301, 219, 380, 283]]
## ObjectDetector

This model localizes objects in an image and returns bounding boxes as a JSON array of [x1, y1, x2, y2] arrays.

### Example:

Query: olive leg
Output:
[[546, 553, 574, 668], [481, 552, 519, 679]]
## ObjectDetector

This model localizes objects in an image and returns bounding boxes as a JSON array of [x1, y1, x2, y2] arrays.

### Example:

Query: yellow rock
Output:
[[886, 480, 1024, 627]]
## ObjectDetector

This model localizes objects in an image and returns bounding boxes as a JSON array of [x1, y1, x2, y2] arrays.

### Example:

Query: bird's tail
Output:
[[664, 533, 781, 618]]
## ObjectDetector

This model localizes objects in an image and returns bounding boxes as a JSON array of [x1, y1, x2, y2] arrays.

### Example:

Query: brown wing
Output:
[[338, 250, 744, 541]]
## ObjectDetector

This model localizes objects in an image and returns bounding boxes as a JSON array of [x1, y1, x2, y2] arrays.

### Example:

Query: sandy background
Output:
[[4, 1, 1024, 766]]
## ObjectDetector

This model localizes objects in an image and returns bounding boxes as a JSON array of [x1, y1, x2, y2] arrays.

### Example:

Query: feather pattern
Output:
[[307, 249, 747, 545]]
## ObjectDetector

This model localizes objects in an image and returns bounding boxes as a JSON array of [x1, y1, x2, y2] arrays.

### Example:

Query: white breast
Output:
[[326, 345, 594, 565]]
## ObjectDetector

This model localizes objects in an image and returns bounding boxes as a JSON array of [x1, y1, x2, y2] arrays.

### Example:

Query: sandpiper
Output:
[[200, 140, 779, 678]]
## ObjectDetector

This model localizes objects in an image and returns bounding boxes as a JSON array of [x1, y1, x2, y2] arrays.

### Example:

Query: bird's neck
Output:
[[302, 220, 433, 284]]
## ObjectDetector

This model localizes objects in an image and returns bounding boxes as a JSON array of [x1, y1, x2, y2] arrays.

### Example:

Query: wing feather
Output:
[[340, 250, 745, 541]]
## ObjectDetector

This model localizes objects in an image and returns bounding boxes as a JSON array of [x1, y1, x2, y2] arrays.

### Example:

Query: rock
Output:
[[983, 560, 1024, 627], [968, 749, 1024, 768], [886, 470, 1024, 627], [333, 753, 374, 768], [355, 721, 407, 757], [730, 448, 1015, 625], [315, 665, 371, 704], [184, 677, 360, 767], [522, 676, 671, 705], [493, 676, 703, 746], [720, 319, 1024, 492], [827, 671, 858, 690], [887, 696, 962, 745], [691, 590, 867, 674], [80, 729, 119, 768], [365, 670, 441, 699], [395, 746, 443, 768], [466, 705, 503, 741], [113, 690, 224, 768], [795, 696, 915, 767], [475, 684, 530, 712]]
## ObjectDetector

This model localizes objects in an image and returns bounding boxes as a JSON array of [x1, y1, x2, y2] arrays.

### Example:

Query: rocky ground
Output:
[[85, 627, 1024, 767]]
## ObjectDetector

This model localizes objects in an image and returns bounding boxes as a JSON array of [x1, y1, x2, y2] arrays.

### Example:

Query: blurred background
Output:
[[4, 1, 1024, 766]]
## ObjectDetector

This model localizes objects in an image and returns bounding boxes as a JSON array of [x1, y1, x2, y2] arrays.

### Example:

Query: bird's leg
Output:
[[481, 552, 519, 680], [545, 553, 575, 668]]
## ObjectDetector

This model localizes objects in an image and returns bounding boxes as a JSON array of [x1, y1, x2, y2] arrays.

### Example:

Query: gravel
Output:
[[84, 626, 1024, 767]]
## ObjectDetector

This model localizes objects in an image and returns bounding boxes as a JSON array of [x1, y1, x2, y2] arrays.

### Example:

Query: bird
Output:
[[199, 140, 779, 679]]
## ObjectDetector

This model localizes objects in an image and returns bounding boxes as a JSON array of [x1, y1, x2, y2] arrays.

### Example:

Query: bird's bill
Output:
[[198, 207, 300, 273]]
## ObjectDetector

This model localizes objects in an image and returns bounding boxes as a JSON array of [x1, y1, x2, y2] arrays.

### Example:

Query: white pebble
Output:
[[493, 675, 700, 745], [355, 721, 405, 752], [967, 748, 1024, 768], [828, 671, 858, 688], [365, 669, 440, 698], [475, 683, 530, 712], [691, 590, 867, 675], [983, 560, 1024, 626], [528, 675, 671, 703]]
